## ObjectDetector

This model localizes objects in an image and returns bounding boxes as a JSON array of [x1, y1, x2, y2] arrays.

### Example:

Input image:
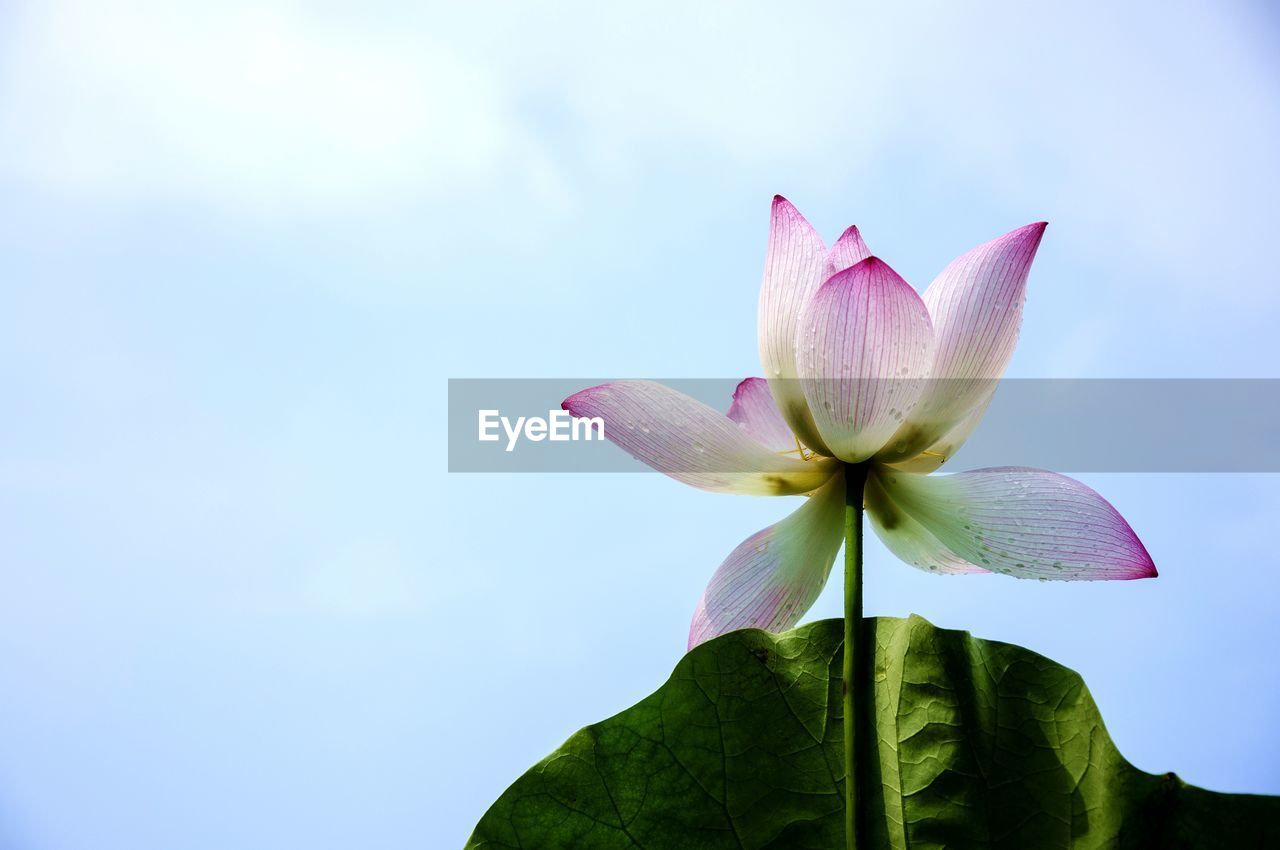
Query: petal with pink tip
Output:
[[879, 222, 1047, 463], [795, 257, 934, 463], [727, 377, 801, 455], [825, 224, 871, 276], [562, 381, 837, 496], [688, 472, 845, 648], [757, 196, 833, 454], [869, 466, 1157, 580]]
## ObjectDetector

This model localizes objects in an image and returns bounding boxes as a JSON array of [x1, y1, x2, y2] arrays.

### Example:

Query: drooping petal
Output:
[[868, 465, 1157, 580], [726, 377, 801, 455], [795, 257, 935, 463], [825, 224, 871, 277], [562, 381, 837, 495], [864, 470, 987, 574], [879, 222, 1047, 463], [757, 196, 833, 454], [689, 471, 846, 648]]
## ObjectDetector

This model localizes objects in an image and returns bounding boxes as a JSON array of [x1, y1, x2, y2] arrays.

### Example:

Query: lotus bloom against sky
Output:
[[565, 198, 1156, 648]]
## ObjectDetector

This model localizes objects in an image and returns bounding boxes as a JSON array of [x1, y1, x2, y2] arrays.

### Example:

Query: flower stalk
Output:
[[843, 462, 868, 850]]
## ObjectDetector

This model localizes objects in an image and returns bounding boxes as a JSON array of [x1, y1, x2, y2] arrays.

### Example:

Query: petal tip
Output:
[[826, 225, 873, 275], [769, 195, 818, 233], [731, 376, 766, 401], [1012, 220, 1048, 244], [1131, 553, 1158, 580], [982, 222, 1048, 255], [827, 255, 901, 284], [562, 384, 606, 415], [1124, 525, 1157, 579], [831, 255, 883, 277]]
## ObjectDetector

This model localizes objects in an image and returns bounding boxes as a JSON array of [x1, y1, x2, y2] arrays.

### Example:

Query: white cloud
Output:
[[0, 1, 905, 214], [3, 0, 1277, 301], [0, 0, 559, 212]]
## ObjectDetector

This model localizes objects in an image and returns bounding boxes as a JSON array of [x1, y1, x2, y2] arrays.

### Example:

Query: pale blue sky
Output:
[[1, 2, 1279, 848]]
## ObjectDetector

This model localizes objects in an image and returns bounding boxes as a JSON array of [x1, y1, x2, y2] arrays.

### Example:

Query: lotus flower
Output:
[[563, 197, 1156, 650]]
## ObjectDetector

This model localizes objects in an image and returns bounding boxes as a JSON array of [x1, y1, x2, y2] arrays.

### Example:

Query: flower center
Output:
[[777, 436, 818, 462]]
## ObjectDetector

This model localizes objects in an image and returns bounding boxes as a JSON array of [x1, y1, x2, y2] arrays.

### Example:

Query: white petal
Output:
[[689, 472, 846, 648], [825, 224, 871, 276], [795, 257, 934, 463], [880, 223, 1046, 462], [868, 466, 1157, 580], [562, 381, 837, 495], [726, 377, 801, 455], [884, 393, 992, 473], [757, 196, 833, 454], [865, 469, 987, 574]]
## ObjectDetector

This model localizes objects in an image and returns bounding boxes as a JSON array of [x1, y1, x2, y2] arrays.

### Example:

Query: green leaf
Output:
[[467, 615, 1279, 849]]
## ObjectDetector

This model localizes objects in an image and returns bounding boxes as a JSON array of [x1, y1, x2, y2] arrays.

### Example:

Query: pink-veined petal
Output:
[[727, 377, 801, 455], [869, 465, 1157, 580], [562, 381, 837, 495], [884, 393, 993, 473], [758, 196, 833, 454], [825, 224, 871, 276], [879, 222, 1047, 463], [796, 257, 934, 463], [688, 471, 846, 648]]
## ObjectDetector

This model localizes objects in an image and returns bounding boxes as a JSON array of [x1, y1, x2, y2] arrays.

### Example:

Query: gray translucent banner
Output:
[[447, 379, 1280, 473]]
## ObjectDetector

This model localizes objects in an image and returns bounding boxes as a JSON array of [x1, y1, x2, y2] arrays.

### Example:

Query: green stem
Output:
[[843, 463, 868, 850]]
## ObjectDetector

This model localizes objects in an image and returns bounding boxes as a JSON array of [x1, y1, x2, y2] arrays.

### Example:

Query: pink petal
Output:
[[688, 472, 846, 649], [869, 466, 1157, 580], [757, 196, 833, 454], [726, 377, 801, 455], [795, 257, 935, 463], [562, 381, 837, 496], [825, 224, 871, 276], [879, 222, 1047, 463]]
